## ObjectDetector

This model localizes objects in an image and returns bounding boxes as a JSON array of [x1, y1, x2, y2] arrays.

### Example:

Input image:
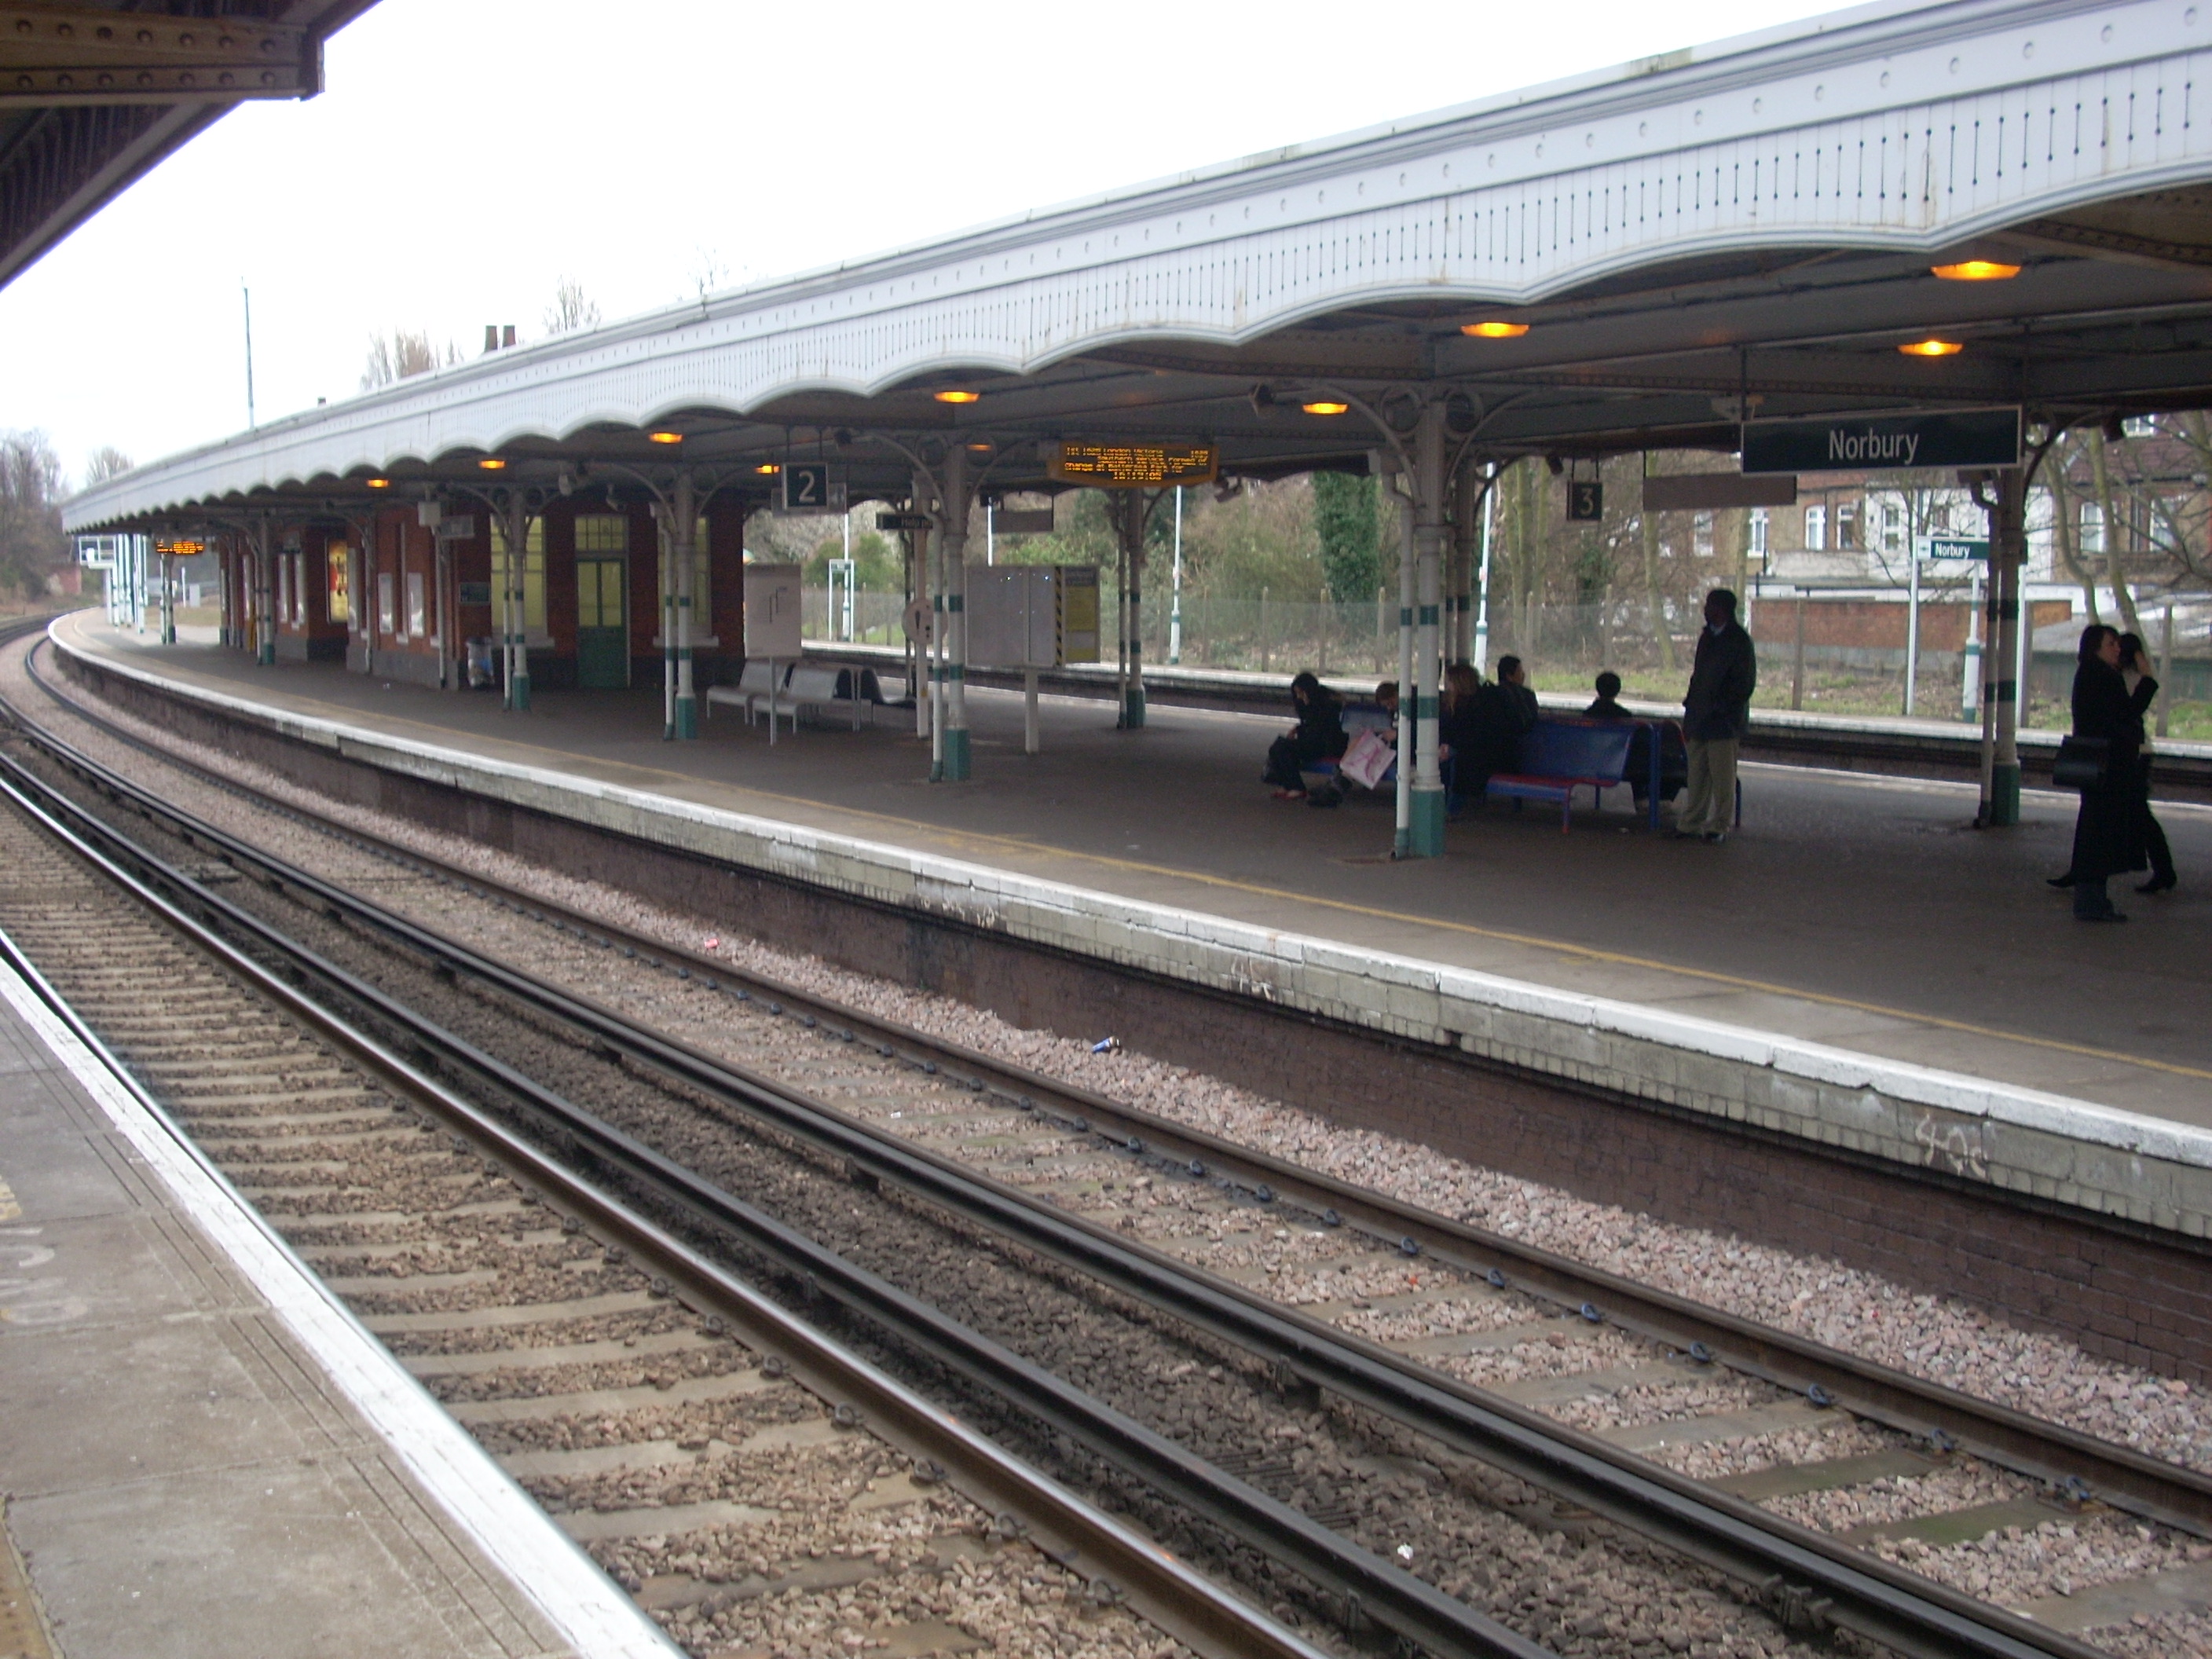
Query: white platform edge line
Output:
[[0, 944, 683, 1659], [53, 617, 2212, 1174]]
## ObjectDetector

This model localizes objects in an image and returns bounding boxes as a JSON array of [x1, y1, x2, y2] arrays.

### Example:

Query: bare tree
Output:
[[361, 328, 453, 390], [82, 446, 134, 489], [0, 430, 69, 599], [544, 277, 601, 335]]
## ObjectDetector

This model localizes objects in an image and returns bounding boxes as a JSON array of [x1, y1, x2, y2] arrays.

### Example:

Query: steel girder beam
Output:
[[0, 6, 314, 107]]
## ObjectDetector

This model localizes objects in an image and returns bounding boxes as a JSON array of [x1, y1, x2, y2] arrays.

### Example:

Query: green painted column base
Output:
[[1989, 763, 2021, 826], [1408, 786, 1448, 857], [939, 727, 971, 781], [672, 696, 698, 741], [1122, 686, 1146, 729], [512, 676, 531, 712], [257, 643, 274, 666]]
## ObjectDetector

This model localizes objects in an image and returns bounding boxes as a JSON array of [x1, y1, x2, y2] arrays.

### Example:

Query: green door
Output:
[[577, 558, 628, 688]]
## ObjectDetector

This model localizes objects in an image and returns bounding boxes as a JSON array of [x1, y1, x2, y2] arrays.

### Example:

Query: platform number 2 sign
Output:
[[782, 463, 831, 511]]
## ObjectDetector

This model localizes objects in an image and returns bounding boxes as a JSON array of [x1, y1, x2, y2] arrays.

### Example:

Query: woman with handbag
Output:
[[2057, 625, 2158, 921]]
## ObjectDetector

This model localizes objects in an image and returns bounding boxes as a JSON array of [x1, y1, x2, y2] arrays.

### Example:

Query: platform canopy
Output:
[[0, 2, 378, 293], [64, 0, 2212, 531]]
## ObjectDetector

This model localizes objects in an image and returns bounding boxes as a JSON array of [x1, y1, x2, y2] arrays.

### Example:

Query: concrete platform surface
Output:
[[42, 617, 2212, 1240], [0, 943, 674, 1658]]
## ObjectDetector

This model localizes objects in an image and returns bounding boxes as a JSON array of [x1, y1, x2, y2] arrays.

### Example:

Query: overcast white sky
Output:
[[3, 0, 1844, 485]]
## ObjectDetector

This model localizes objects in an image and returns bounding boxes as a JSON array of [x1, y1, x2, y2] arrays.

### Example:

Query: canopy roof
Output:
[[67, 0, 2212, 531]]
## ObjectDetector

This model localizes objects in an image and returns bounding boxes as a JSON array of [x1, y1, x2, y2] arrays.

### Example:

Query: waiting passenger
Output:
[[1262, 670, 1348, 800], [1374, 679, 1400, 740], [1585, 671, 1630, 720], [1494, 655, 1540, 733]]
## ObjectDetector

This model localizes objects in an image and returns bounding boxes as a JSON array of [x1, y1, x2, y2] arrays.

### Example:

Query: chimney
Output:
[[483, 324, 498, 354], [502, 324, 517, 349]]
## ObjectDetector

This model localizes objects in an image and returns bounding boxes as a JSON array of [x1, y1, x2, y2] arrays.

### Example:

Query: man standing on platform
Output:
[[1675, 588, 1756, 843]]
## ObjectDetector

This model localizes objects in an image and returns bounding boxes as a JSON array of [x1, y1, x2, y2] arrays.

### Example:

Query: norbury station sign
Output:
[[1741, 407, 2021, 476]]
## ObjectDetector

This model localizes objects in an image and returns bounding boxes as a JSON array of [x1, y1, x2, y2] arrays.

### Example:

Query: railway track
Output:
[[0, 660, 1333, 1659], [4, 624, 2204, 1657]]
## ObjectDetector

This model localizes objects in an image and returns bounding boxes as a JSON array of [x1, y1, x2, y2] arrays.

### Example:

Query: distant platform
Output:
[[0, 936, 670, 1657], [45, 615, 2212, 1243]]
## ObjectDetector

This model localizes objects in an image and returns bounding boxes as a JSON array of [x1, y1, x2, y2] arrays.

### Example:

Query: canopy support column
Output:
[[497, 493, 533, 712], [1385, 452, 1413, 856], [1111, 492, 1148, 728], [939, 448, 971, 781], [670, 471, 698, 739], [1984, 467, 2026, 826], [1408, 402, 1448, 858], [251, 514, 274, 666], [1451, 454, 1481, 666]]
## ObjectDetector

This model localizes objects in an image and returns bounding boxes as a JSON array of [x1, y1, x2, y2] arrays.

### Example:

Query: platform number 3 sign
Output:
[[1566, 479, 1604, 522]]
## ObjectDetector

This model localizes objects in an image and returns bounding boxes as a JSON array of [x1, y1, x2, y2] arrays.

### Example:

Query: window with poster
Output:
[[327, 544, 351, 624], [378, 573, 396, 637], [406, 570, 427, 639]]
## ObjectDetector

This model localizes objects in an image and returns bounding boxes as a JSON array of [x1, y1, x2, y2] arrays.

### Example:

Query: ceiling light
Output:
[[1302, 401, 1350, 416], [1931, 260, 2020, 281], [966, 441, 992, 452], [648, 430, 683, 444], [933, 389, 980, 404], [478, 457, 507, 470], [364, 477, 390, 489], [1898, 339, 1965, 357], [1462, 320, 1530, 339], [754, 463, 779, 474]]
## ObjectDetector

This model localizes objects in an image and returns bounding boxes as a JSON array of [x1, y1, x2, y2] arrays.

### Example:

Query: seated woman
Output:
[[1262, 670, 1348, 799]]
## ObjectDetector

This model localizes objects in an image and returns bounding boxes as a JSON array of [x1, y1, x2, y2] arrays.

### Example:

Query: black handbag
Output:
[[2052, 735, 2111, 792]]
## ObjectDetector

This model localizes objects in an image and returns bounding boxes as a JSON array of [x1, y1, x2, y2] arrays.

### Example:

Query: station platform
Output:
[[42, 615, 2212, 1243], [0, 932, 670, 1657]]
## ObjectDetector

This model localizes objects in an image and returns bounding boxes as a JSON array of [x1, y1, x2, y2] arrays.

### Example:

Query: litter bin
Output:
[[467, 636, 495, 689]]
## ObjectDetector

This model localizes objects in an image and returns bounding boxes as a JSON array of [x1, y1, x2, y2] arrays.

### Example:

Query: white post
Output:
[[1168, 485, 1185, 665], [1904, 546, 1921, 716], [1960, 566, 1982, 723], [1024, 667, 1039, 754], [1409, 404, 1447, 856]]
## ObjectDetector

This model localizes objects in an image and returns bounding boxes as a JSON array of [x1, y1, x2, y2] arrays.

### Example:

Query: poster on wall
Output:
[[743, 562, 803, 658]]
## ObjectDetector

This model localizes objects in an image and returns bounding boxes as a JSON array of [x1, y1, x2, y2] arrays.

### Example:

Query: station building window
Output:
[[1692, 511, 1714, 557], [1835, 501, 1858, 550], [327, 544, 352, 624], [406, 569, 427, 639], [1749, 508, 1768, 558], [291, 552, 308, 624], [324, 546, 351, 624], [1804, 505, 1826, 550], [491, 518, 547, 632], [378, 572, 396, 637], [2079, 501, 2105, 553]]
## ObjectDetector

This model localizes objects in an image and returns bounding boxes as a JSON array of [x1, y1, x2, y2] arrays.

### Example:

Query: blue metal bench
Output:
[[1485, 718, 1647, 830]]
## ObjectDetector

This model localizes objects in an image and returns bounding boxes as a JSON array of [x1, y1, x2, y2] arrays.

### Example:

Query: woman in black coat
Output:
[[2064, 625, 2158, 921], [2117, 632, 2177, 893], [1263, 671, 1348, 798]]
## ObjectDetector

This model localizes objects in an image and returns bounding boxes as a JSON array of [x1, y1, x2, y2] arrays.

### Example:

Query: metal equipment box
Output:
[[965, 565, 1100, 666]]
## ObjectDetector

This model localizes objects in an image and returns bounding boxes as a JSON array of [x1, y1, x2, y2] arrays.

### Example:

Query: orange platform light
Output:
[[477, 457, 507, 470], [1301, 400, 1350, 416], [364, 477, 390, 489], [648, 430, 683, 444], [933, 389, 980, 404], [754, 463, 779, 474], [1462, 320, 1530, 338], [1898, 339, 1965, 357], [1931, 260, 2020, 281]]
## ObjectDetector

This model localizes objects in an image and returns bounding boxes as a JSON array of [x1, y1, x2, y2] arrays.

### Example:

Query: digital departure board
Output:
[[153, 539, 207, 558], [1046, 441, 1218, 489]]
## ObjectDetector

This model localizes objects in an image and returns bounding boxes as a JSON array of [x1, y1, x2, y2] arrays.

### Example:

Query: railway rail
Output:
[[0, 664, 1332, 1659], [0, 628, 2180, 1655]]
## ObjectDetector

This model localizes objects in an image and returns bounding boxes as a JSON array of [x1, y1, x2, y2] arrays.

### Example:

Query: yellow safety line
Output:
[[72, 633, 2212, 1088]]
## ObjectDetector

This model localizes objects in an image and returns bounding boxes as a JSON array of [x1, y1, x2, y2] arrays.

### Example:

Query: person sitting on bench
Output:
[[1262, 670, 1348, 800], [1585, 671, 1630, 720]]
